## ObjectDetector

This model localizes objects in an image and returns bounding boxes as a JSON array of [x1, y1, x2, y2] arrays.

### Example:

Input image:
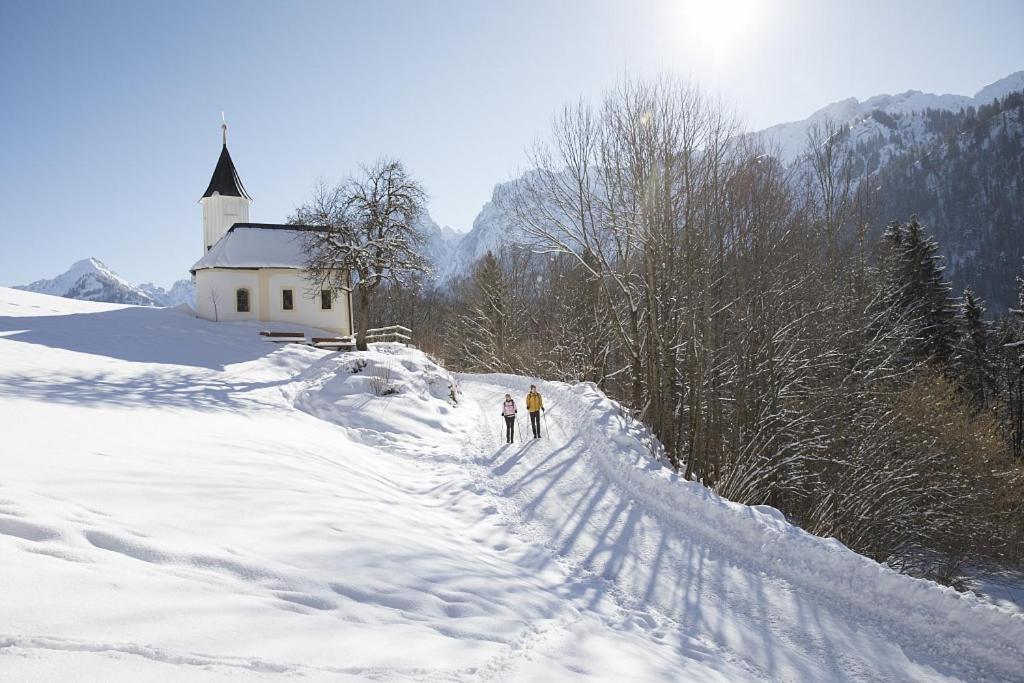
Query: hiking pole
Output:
[[516, 414, 523, 443], [543, 409, 548, 438]]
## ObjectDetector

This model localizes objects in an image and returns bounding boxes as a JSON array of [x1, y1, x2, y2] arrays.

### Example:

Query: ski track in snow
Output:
[[1, 287, 1022, 681], [457, 377, 1024, 682]]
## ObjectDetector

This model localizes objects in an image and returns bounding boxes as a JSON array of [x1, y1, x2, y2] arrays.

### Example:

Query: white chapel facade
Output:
[[190, 125, 353, 336]]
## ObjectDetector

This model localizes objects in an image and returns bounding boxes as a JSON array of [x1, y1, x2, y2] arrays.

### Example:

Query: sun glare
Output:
[[679, 0, 761, 57]]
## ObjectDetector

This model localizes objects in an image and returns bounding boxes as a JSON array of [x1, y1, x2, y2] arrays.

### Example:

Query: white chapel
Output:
[[190, 124, 353, 336]]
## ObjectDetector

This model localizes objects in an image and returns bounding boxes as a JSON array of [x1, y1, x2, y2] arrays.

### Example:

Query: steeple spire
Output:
[[201, 118, 251, 201]]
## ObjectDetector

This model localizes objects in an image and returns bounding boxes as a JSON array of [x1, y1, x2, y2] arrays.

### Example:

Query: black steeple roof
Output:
[[201, 142, 251, 201]]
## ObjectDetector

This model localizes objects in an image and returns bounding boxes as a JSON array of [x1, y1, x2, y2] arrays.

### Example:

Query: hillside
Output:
[[439, 71, 1024, 306], [1, 287, 1022, 681], [757, 70, 1024, 163], [867, 91, 1024, 309]]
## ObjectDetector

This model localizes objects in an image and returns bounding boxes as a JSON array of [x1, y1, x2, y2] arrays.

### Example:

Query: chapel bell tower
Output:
[[200, 119, 251, 251]]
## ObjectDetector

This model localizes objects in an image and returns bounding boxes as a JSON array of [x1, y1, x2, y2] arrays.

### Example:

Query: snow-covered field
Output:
[[1, 287, 1022, 682]]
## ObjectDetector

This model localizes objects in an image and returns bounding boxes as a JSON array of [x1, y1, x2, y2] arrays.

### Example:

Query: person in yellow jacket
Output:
[[526, 384, 544, 439]]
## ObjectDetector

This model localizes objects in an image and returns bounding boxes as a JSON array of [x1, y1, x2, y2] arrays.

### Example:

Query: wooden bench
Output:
[[311, 336, 356, 351], [260, 331, 306, 338], [260, 331, 307, 344]]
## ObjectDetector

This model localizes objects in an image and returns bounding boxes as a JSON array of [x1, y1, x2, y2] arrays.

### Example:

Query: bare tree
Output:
[[293, 159, 429, 349], [423, 74, 1024, 584], [804, 118, 856, 260], [208, 287, 221, 322]]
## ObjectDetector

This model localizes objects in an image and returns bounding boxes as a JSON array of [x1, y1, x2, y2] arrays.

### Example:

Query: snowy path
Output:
[[0, 289, 745, 681], [1, 288, 1022, 681], [458, 374, 1024, 683]]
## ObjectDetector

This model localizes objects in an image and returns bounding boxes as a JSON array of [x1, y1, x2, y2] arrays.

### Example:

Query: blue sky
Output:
[[1, 0, 1022, 287]]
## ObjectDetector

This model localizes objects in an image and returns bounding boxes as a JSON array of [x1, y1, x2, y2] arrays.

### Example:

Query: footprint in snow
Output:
[[0, 517, 61, 542]]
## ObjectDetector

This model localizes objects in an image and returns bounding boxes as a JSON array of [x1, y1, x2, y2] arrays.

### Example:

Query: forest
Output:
[[315, 77, 1024, 587]]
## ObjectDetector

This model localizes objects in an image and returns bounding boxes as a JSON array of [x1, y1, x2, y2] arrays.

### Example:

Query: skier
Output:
[[526, 384, 544, 439], [501, 393, 518, 444]]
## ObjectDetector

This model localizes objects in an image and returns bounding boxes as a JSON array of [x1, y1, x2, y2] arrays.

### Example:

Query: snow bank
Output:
[[4, 286, 1022, 681], [3, 289, 742, 681], [461, 373, 1024, 681], [292, 343, 466, 457], [561, 381, 1024, 674]]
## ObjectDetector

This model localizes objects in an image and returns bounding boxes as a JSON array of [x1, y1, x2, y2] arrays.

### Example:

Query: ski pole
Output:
[[516, 414, 523, 442]]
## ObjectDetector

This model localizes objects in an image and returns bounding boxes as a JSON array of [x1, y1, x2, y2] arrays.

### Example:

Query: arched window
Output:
[[236, 288, 250, 313]]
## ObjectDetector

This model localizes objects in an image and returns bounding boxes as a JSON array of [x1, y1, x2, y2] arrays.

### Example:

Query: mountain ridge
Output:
[[438, 69, 1024, 302], [14, 258, 194, 308], [758, 70, 1024, 162]]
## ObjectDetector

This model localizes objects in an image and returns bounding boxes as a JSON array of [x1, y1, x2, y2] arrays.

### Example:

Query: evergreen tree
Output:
[[885, 216, 959, 365], [1006, 276, 1024, 459], [955, 288, 994, 410]]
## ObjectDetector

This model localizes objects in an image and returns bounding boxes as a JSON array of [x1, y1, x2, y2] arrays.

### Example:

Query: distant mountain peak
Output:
[[974, 70, 1024, 104], [14, 260, 195, 307], [757, 70, 1023, 163]]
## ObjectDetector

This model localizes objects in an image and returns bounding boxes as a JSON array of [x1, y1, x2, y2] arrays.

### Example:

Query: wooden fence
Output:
[[364, 325, 413, 345]]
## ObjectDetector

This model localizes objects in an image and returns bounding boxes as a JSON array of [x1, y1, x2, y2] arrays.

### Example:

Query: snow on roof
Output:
[[190, 224, 326, 272]]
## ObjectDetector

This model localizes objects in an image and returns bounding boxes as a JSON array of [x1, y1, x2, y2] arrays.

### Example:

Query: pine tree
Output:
[[885, 216, 959, 365], [954, 288, 994, 410], [1007, 275, 1024, 459]]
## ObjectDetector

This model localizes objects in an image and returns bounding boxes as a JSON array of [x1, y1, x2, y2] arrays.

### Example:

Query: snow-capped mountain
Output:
[[415, 214, 462, 282], [14, 258, 195, 308], [758, 70, 1024, 163], [439, 179, 524, 283], [15, 258, 157, 306], [438, 70, 1024, 293], [138, 279, 196, 307]]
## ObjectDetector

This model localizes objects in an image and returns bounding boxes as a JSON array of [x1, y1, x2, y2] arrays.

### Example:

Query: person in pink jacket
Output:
[[501, 393, 517, 444]]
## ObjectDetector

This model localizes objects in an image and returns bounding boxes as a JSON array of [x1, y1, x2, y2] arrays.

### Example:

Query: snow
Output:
[[1, 286, 1023, 681], [429, 70, 1024, 285], [753, 70, 1024, 164], [13, 258, 132, 297], [13, 258, 197, 309], [436, 179, 524, 284], [414, 215, 462, 283], [190, 226, 314, 272], [139, 279, 197, 307], [974, 70, 1024, 106], [13, 257, 158, 306]]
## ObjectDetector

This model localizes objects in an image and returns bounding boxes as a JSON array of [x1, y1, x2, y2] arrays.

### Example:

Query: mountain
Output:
[[867, 90, 1024, 310], [439, 71, 1024, 309], [439, 179, 524, 283], [751, 70, 1024, 310], [15, 258, 158, 306], [758, 70, 1024, 163], [14, 258, 196, 308], [138, 279, 196, 307], [415, 214, 463, 283]]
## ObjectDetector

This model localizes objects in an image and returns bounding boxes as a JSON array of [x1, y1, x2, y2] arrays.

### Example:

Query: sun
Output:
[[678, 0, 761, 57]]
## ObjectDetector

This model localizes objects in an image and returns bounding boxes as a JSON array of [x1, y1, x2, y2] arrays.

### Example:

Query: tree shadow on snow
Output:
[[0, 367, 290, 412], [0, 305, 282, 369]]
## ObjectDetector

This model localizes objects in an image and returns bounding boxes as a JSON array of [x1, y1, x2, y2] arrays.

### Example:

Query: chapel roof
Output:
[[190, 223, 328, 273]]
